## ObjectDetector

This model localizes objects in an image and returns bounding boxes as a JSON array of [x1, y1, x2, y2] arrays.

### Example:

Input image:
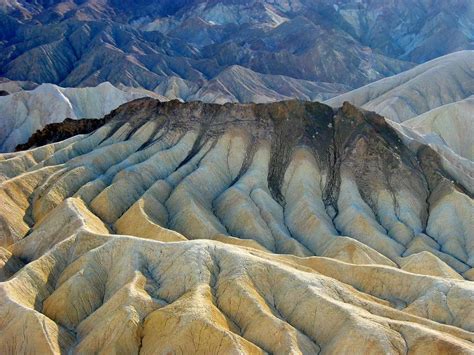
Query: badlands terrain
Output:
[[0, 98, 473, 353], [0, 1, 473, 353], [326, 51, 474, 124], [327, 50, 474, 193], [1, 0, 472, 92], [2, 51, 473, 156]]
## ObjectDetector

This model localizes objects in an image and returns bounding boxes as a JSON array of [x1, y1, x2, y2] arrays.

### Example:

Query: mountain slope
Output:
[[326, 51, 474, 167], [326, 51, 474, 122], [1, 99, 473, 353], [403, 96, 474, 160], [1, 0, 472, 93], [0, 82, 164, 152], [188, 65, 351, 103]]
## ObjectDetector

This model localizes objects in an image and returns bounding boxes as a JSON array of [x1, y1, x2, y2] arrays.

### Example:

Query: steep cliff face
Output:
[[0, 99, 473, 354]]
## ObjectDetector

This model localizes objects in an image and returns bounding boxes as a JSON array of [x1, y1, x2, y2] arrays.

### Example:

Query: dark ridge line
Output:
[[15, 117, 109, 151]]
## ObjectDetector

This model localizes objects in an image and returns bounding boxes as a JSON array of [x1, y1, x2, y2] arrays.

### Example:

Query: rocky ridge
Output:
[[326, 50, 474, 184], [2, 51, 472, 156], [0, 98, 473, 353], [15, 116, 110, 151]]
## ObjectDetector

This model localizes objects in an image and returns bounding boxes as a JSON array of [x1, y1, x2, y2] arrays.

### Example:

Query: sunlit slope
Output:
[[0, 99, 473, 354]]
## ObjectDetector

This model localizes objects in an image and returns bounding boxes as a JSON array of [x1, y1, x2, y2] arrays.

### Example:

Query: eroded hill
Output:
[[0, 99, 473, 354]]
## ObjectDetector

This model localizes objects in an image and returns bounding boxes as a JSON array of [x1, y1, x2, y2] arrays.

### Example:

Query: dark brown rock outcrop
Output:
[[15, 117, 110, 151]]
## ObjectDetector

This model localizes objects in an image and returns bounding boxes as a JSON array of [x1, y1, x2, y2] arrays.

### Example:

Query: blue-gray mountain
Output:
[[0, 0, 472, 96]]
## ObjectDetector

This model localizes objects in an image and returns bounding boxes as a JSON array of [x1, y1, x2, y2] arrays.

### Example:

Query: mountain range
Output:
[[1, 0, 472, 94], [2, 51, 472, 173]]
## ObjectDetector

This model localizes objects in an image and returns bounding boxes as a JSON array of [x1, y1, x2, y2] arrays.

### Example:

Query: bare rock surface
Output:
[[1, 98, 473, 353], [2, 0, 472, 100], [327, 51, 474, 182], [0, 82, 164, 152], [402, 96, 474, 161], [326, 51, 474, 123]]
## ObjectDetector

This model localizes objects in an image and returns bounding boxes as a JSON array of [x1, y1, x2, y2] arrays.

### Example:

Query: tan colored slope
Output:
[[0, 197, 473, 354], [402, 96, 474, 160], [400, 251, 464, 280], [0, 99, 473, 353]]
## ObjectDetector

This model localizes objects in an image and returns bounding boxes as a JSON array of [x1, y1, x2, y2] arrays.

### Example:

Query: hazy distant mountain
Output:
[[0, 78, 38, 94], [0, 0, 472, 94], [0, 82, 164, 152], [187, 65, 351, 103]]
